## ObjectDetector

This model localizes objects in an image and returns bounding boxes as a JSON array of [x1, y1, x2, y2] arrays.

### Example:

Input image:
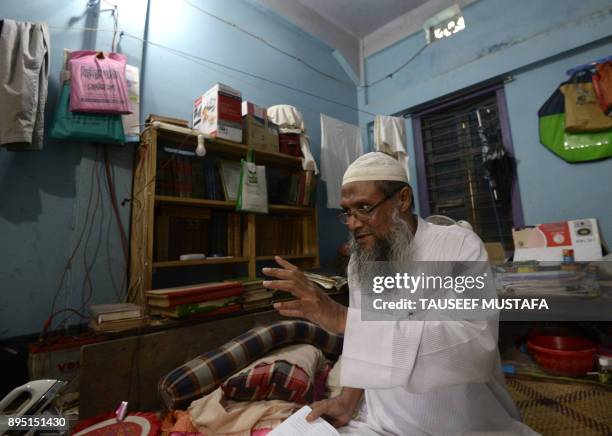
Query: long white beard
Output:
[[348, 209, 414, 289]]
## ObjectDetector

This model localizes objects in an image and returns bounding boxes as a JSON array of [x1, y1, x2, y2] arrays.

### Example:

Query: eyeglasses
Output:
[[337, 189, 402, 224]]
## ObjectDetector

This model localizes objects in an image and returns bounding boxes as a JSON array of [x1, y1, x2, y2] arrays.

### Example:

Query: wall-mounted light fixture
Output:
[[423, 4, 466, 44]]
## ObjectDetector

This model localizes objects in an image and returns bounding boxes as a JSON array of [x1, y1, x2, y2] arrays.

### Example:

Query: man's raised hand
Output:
[[262, 256, 347, 335]]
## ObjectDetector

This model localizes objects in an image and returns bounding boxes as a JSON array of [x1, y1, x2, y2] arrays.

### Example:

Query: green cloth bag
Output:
[[538, 73, 612, 162], [49, 81, 126, 144], [236, 150, 269, 214]]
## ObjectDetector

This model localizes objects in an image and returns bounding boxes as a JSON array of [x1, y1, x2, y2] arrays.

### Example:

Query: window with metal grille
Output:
[[412, 87, 523, 250]]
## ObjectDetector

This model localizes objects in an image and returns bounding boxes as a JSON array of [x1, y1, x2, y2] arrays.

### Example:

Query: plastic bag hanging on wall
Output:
[[538, 72, 612, 163], [68, 50, 132, 114]]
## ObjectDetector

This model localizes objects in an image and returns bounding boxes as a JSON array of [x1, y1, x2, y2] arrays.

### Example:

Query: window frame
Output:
[[411, 84, 524, 228]]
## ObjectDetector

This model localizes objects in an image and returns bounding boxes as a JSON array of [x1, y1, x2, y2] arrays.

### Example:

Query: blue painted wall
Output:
[[359, 0, 612, 245], [0, 0, 147, 339], [3, 0, 611, 340], [0, 0, 356, 339]]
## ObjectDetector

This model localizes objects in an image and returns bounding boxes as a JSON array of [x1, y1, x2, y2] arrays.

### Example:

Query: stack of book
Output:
[[239, 278, 275, 311], [495, 263, 600, 297], [89, 303, 147, 333], [146, 281, 244, 319]]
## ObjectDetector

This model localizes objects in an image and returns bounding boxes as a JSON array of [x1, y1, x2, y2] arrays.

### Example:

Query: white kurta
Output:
[[339, 217, 538, 436]]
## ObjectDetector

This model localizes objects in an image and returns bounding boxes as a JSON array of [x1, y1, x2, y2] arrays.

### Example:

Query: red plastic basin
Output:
[[527, 335, 597, 377]]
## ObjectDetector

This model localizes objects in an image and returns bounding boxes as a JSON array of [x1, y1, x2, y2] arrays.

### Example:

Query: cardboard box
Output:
[[279, 133, 302, 157], [193, 83, 242, 143], [243, 115, 279, 153], [485, 242, 506, 265], [28, 336, 102, 394], [267, 122, 279, 151], [241, 101, 266, 120], [512, 218, 603, 262]]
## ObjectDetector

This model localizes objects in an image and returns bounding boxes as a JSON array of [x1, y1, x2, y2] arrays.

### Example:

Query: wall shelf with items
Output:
[[128, 121, 319, 305]]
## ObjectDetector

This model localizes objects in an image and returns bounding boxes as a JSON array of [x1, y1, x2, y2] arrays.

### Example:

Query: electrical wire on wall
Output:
[[42, 148, 100, 341], [180, 0, 355, 87], [178, 0, 428, 89]]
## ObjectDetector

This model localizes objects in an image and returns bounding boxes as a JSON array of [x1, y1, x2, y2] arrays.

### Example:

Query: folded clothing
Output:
[[189, 387, 296, 436]]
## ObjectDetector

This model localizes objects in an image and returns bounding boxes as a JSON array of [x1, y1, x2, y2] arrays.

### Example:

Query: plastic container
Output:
[[527, 335, 597, 377], [598, 355, 612, 384]]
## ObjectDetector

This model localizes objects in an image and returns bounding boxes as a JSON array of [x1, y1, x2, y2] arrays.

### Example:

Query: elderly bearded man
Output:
[[263, 152, 536, 436]]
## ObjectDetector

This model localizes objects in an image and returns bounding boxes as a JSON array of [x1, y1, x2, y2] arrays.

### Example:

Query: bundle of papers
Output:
[[303, 272, 347, 291], [495, 266, 599, 297]]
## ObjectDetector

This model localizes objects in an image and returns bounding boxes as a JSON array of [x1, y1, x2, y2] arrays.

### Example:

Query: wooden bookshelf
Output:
[[155, 195, 314, 214], [255, 254, 317, 261], [152, 256, 250, 268], [154, 127, 303, 169], [128, 122, 320, 304]]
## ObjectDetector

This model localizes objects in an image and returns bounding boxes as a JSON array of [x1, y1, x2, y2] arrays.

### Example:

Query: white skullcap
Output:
[[342, 152, 408, 186]]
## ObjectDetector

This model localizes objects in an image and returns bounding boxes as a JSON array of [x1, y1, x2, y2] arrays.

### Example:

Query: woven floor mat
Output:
[[506, 376, 612, 436]]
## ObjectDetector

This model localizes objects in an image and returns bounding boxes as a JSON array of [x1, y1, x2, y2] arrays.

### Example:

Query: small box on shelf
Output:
[[193, 83, 242, 143]]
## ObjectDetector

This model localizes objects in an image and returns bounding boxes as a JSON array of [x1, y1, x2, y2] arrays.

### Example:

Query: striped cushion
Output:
[[221, 361, 312, 404], [158, 320, 343, 409]]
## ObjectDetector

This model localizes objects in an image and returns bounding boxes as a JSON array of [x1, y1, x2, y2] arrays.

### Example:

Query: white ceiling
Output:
[[294, 0, 430, 38]]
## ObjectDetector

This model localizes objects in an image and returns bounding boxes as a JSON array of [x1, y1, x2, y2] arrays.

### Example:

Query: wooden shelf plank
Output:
[[155, 196, 235, 209], [152, 126, 303, 169], [153, 257, 249, 268], [269, 204, 314, 214], [255, 254, 317, 261], [154, 196, 314, 214]]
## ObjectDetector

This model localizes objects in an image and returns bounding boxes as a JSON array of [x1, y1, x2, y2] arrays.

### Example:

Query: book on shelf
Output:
[[218, 160, 241, 201], [171, 304, 242, 321], [89, 303, 142, 324], [209, 211, 228, 256], [149, 297, 242, 318], [167, 217, 207, 261], [288, 173, 299, 205], [192, 159, 205, 198], [146, 281, 243, 298], [226, 212, 242, 256], [255, 215, 304, 256], [243, 300, 272, 311], [204, 161, 224, 200], [243, 290, 274, 303], [147, 286, 244, 307], [90, 316, 148, 333], [297, 172, 306, 206]]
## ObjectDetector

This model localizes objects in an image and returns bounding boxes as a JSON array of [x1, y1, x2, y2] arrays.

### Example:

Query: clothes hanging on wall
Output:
[[374, 115, 410, 181], [320, 114, 363, 209], [0, 19, 50, 151]]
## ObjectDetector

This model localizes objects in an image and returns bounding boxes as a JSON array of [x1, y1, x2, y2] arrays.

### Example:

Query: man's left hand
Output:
[[262, 256, 347, 335]]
